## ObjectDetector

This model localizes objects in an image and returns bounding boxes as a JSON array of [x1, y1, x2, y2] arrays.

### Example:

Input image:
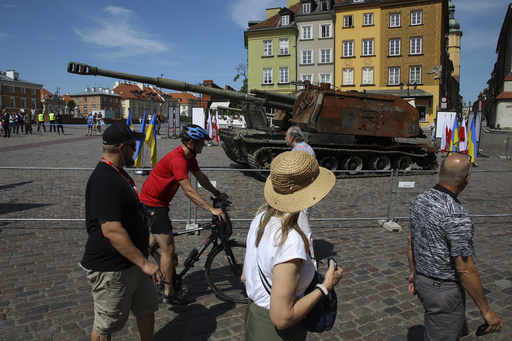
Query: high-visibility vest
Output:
[[49, 113, 55, 121], [38, 113, 44, 122]]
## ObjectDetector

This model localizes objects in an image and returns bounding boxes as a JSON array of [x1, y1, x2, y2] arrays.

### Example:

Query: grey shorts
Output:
[[414, 271, 469, 341], [81, 264, 158, 335]]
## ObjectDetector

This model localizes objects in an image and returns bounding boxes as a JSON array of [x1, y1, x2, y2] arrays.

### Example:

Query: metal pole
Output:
[[386, 170, 394, 220], [390, 169, 399, 221]]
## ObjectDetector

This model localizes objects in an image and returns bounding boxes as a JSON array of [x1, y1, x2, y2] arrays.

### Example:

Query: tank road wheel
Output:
[[342, 156, 363, 174], [393, 156, 413, 171], [248, 148, 274, 180], [319, 156, 339, 171], [368, 156, 391, 171], [415, 153, 438, 170]]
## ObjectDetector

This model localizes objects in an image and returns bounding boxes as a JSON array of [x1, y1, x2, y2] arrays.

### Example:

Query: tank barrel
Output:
[[251, 88, 298, 103], [67, 61, 264, 104]]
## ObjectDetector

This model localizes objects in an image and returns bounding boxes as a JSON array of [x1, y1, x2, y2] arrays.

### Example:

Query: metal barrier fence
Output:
[[1, 167, 511, 227]]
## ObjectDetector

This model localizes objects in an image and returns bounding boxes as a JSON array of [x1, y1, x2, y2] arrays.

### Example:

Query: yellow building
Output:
[[335, 0, 455, 127]]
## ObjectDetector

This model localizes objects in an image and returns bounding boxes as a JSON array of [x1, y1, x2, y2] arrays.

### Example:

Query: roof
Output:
[[0, 71, 43, 87], [167, 92, 199, 104], [247, 2, 301, 31], [113, 83, 162, 101], [495, 91, 512, 100], [504, 73, 512, 82]]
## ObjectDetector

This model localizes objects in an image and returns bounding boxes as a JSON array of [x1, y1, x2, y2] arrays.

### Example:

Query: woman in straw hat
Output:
[[242, 151, 343, 340]]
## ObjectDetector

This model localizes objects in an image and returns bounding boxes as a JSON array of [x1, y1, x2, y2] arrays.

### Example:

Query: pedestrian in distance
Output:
[[80, 122, 165, 341], [24, 110, 33, 135], [49, 111, 56, 132], [1, 108, 10, 138], [37, 111, 46, 134], [408, 153, 503, 340], [429, 119, 437, 148], [55, 111, 64, 135], [140, 124, 228, 305], [243, 151, 343, 341], [86, 113, 93, 136]]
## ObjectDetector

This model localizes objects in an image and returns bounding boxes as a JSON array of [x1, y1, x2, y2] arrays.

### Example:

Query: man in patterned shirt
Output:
[[285, 126, 316, 158], [407, 154, 503, 340]]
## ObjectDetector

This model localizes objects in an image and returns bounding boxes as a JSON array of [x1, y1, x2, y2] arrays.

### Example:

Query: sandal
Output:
[[160, 291, 193, 305]]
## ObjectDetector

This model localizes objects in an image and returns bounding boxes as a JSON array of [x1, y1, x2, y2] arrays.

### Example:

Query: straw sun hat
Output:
[[264, 151, 336, 213]]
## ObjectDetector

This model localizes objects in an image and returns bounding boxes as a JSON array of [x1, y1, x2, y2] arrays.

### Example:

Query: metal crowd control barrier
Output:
[[0, 167, 511, 227]]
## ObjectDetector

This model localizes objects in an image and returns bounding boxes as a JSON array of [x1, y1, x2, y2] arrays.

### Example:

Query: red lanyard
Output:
[[100, 157, 139, 200]]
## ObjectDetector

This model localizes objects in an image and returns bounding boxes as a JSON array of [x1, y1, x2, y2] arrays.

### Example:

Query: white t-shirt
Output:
[[245, 211, 316, 310]]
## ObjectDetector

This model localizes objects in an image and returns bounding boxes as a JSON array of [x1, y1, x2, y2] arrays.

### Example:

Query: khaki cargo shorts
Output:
[[80, 264, 158, 335]]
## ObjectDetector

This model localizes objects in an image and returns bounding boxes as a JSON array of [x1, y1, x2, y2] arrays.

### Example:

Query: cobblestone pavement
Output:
[[1, 125, 512, 340]]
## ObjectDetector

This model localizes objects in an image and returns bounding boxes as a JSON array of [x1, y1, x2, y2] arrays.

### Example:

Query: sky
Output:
[[0, 0, 510, 106]]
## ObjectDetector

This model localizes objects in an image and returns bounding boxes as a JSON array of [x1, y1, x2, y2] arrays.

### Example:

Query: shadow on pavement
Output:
[[0, 202, 52, 214]]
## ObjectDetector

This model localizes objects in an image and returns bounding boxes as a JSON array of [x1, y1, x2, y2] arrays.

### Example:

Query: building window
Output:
[[84, 106, 88, 113], [21, 87, 26, 94], [32, 99, 36, 108], [388, 67, 400, 85], [389, 39, 401, 56], [320, 73, 332, 84], [263, 40, 273, 56], [390, 13, 401, 27], [83, 97, 87, 103], [417, 105, 427, 121], [263, 68, 273, 84], [409, 66, 422, 84], [344, 15, 353, 28], [92, 97, 96, 102], [362, 68, 374, 85], [343, 69, 354, 85], [320, 49, 332, 63], [279, 67, 289, 83], [343, 41, 354, 57], [363, 13, 373, 26], [303, 3, 311, 14], [302, 50, 313, 64], [362, 39, 374, 56], [31, 89, 36, 95], [279, 39, 289, 55], [410, 37, 422, 55], [320, 24, 332, 38], [411, 11, 422, 25], [21, 99, 26, 108], [301, 74, 313, 83], [9, 86, 14, 93], [282, 15, 290, 26], [302, 25, 312, 39]]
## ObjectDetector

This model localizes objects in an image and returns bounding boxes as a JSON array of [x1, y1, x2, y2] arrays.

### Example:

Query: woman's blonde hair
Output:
[[254, 203, 310, 251]]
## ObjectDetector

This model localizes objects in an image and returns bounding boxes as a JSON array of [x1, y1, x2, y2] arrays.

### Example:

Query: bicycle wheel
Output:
[[205, 240, 248, 304]]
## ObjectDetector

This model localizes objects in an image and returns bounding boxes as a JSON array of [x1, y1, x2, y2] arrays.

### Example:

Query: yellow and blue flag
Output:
[[468, 117, 477, 161], [144, 110, 158, 167], [134, 110, 147, 168], [449, 116, 459, 152], [126, 108, 134, 130]]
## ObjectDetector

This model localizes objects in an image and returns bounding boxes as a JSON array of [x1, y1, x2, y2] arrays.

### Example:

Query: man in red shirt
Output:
[[140, 124, 227, 304]]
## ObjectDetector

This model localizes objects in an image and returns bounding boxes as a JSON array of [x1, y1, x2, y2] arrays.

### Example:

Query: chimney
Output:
[[137, 83, 144, 91], [115, 81, 120, 87], [6, 70, 19, 80]]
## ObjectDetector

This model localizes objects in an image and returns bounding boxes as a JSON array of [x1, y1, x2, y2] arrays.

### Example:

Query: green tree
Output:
[[67, 99, 76, 111], [233, 63, 248, 93]]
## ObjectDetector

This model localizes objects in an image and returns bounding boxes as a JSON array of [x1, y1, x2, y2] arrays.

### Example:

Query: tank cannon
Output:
[[67, 62, 437, 175]]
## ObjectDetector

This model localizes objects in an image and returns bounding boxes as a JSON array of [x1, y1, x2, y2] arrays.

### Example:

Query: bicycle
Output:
[[147, 197, 248, 304]]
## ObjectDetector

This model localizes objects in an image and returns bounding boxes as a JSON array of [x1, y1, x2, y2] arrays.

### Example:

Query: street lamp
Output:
[[399, 82, 417, 97], [171, 98, 182, 138]]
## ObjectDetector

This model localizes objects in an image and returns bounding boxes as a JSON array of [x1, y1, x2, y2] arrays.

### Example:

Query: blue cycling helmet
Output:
[[181, 124, 211, 140]]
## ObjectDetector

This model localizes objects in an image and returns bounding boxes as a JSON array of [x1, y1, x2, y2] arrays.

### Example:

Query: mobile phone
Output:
[[476, 323, 489, 336], [327, 257, 337, 269]]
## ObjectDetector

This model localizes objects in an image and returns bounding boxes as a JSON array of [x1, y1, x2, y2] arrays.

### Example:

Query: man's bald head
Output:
[[439, 154, 471, 188]]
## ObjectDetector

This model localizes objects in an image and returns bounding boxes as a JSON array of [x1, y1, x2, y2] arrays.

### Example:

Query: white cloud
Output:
[[74, 6, 169, 60], [229, 0, 283, 29], [0, 4, 17, 8]]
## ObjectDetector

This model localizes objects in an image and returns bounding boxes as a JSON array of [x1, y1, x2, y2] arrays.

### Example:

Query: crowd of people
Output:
[[77, 122, 503, 341], [1, 108, 65, 137]]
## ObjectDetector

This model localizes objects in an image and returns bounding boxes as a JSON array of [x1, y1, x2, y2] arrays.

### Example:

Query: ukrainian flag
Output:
[[126, 108, 134, 130], [468, 117, 478, 161], [134, 110, 147, 168], [145, 111, 158, 167], [449, 116, 459, 152]]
